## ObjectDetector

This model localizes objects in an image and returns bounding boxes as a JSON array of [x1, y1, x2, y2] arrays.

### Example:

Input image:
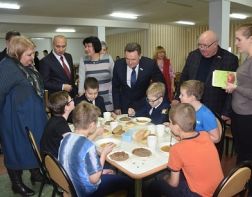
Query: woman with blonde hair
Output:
[[0, 36, 47, 196], [153, 46, 175, 101]]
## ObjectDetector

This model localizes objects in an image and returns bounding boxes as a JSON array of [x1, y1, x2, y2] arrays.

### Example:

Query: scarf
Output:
[[16, 60, 44, 98]]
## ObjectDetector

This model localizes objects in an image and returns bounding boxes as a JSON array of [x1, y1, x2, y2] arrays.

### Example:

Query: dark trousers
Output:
[[231, 111, 252, 194], [144, 172, 200, 197], [231, 111, 252, 163], [89, 174, 134, 197]]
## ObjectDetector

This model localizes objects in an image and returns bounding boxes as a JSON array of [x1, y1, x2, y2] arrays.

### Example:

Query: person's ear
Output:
[[88, 121, 97, 130]]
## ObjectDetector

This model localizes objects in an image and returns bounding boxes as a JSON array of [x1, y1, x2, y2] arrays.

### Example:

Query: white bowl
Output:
[[95, 138, 120, 148], [133, 117, 151, 125]]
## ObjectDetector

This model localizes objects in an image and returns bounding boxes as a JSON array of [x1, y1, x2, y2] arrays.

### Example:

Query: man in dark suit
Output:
[[0, 31, 20, 62], [112, 42, 164, 114], [173, 30, 238, 121], [39, 35, 77, 98]]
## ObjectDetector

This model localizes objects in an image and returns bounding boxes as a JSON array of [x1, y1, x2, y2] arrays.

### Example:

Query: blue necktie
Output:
[[131, 68, 136, 87]]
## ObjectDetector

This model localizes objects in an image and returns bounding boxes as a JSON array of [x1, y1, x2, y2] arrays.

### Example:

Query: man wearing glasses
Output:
[[173, 30, 238, 121]]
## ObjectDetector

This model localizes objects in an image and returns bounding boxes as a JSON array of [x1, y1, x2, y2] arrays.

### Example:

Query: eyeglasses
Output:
[[198, 41, 216, 50], [66, 98, 73, 105], [146, 96, 162, 103]]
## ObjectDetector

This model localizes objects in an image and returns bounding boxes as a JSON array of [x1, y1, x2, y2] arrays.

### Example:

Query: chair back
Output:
[[213, 161, 252, 197], [213, 112, 225, 159], [25, 127, 42, 165], [43, 152, 77, 197]]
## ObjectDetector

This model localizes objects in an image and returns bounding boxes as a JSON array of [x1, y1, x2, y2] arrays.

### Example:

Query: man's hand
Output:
[[128, 108, 136, 117], [63, 84, 72, 92], [114, 109, 121, 115]]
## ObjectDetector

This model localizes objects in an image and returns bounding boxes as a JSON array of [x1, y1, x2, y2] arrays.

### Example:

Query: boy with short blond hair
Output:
[[146, 103, 223, 197], [128, 82, 170, 124], [58, 102, 133, 197], [179, 80, 220, 143]]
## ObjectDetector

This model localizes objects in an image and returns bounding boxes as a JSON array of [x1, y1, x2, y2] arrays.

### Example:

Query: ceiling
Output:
[[0, 0, 252, 36]]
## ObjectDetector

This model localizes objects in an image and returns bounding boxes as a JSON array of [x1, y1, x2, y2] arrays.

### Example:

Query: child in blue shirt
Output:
[[58, 101, 133, 197], [179, 80, 220, 143], [128, 82, 170, 124]]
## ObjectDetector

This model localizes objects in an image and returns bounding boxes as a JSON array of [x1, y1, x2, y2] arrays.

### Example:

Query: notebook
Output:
[[212, 70, 236, 88]]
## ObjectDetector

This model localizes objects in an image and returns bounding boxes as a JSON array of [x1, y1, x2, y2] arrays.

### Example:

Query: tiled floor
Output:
[[0, 153, 236, 197], [0, 153, 236, 176]]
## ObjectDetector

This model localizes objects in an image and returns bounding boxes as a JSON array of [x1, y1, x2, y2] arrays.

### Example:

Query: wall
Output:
[[106, 30, 148, 60], [0, 22, 248, 69], [0, 37, 84, 64], [106, 22, 247, 73], [106, 24, 208, 72]]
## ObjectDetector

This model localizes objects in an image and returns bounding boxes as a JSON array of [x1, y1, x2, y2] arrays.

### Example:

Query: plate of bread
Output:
[[133, 129, 150, 143], [112, 125, 125, 137]]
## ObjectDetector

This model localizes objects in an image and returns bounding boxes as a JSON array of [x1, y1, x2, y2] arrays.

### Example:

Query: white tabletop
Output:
[[95, 118, 176, 179]]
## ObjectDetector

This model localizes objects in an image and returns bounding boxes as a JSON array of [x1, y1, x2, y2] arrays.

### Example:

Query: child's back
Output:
[[168, 132, 223, 196], [59, 132, 102, 196]]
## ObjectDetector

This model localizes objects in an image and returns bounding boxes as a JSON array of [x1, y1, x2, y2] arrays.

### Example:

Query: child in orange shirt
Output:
[[145, 103, 223, 197]]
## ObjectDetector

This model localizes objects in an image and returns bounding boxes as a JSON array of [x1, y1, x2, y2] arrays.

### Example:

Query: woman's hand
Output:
[[225, 82, 237, 94]]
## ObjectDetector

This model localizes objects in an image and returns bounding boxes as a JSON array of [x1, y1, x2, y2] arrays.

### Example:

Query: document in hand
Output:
[[212, 70, 237, 88]]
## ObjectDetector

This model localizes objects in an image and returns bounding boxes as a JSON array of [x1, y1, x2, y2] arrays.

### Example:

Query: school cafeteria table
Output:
[[95, 115, 176, 197]]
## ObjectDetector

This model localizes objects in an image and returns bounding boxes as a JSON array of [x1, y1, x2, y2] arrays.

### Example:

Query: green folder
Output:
[[212, 70, 236, 88]]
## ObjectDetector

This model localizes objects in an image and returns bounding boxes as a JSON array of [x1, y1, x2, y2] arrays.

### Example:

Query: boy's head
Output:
[[169, 103, 196, 133], [48, 91, 74, 115], [72, 101, 101, 132], [179, 80, 204, 103], [84, 77, 99, 102], [146, 82, 165, 108]]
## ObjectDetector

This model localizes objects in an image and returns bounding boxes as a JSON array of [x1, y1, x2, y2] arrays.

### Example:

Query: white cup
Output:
[[110, 121, 119, 131], [156, 124, 165, 137], [103, 112, 111, 121], [147, 134, 157, 151], [147, 124, 156, 134]]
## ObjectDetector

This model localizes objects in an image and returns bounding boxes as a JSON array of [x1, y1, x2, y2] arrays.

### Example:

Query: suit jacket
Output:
[[74, 94, 106, 114], [39, 51, 77, 97], [136, 98, 170, 124], [175, 47, 238, 116], [0, 48, 7, 62], [112, 56, 164, 113]]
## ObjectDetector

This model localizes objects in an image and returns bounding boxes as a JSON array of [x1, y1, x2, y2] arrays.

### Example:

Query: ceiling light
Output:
[[0, 2, 20, 9], [230, 13, 248, 19], [56, 28, 76, 33], [175, 21, 195, 25], [110, 12, 138, 19]]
